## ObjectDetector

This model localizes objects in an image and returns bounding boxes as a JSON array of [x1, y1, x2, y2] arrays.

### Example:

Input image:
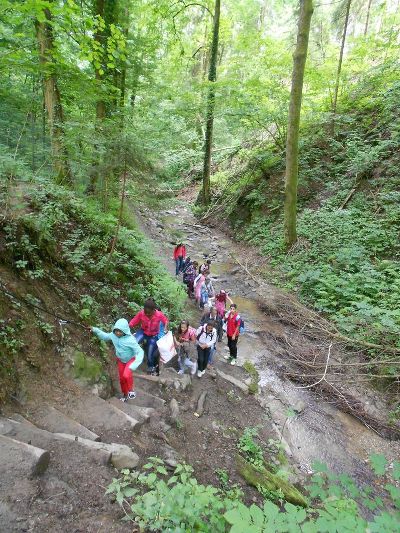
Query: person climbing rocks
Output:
[[173, 319, 197, 375], [195, 320, 217, 378], [90, 318, 144, 402], [129, 298, 168, 375], [224, 303, 241, 366], [173, 242, 186, 276], [200, 306, 221, 367], [215, 289, 233, 318], [183, 260, 198, 298]]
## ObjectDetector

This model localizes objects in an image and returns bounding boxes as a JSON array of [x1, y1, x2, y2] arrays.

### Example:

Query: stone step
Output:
[[27, 405, 100, 441], [0, 416, 138, 469], [59, 393, 143, 434], [0, 417, 110, 466], [129, 389, 166, 410], [53, 433, 139, 470], [0, 434, 50, 478], [108, 397, 156, 423]]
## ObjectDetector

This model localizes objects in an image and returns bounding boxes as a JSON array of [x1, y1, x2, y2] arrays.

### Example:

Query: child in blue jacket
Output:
[[91, 318, 144, 402]]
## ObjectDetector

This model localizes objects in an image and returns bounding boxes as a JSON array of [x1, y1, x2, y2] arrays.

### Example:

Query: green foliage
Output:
[[106, 458, 238, 532], [243, 360, 259, 395], [107, 454, 400, 533], [237, 427, 264, 469], [3, 180, 186, 326], [73, 351, 103, 384]]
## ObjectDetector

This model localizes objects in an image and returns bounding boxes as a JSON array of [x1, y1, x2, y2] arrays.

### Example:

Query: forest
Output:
[[1, 0, 400, 531]]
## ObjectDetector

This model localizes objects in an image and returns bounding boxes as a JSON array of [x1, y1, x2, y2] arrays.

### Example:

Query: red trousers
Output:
[[117, 357, 136, 395]]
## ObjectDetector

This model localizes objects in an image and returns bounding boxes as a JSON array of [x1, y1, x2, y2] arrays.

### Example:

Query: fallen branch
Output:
[[294, 343, 332, 389]]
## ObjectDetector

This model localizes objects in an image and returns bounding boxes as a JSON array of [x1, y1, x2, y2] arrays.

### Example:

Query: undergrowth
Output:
[[106, 453, 400, 532], [205, 76, 400, 379], [0, 177, 186, 402]]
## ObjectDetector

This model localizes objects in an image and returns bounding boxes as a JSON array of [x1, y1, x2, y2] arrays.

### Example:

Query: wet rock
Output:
[[293, 401, 306, 414]]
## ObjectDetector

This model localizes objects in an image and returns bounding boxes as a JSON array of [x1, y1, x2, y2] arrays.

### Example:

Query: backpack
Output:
[[196, 325, 206, 341]]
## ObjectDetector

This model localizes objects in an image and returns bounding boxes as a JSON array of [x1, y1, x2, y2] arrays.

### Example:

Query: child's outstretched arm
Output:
[[91, 327, 113, 341]]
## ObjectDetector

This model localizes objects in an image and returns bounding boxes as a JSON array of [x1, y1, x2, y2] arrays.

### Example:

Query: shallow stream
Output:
[[143, 205, 400, 484]]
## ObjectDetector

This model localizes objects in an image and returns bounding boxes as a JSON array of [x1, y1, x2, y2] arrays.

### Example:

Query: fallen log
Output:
[[236, 454, 308, 508]]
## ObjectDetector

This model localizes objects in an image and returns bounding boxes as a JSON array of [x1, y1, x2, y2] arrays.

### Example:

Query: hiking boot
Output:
[[127, 391, 136, 400], [197, 370, 202, 378], [120, 395, 128, 402], [230, 359, 236, 366]]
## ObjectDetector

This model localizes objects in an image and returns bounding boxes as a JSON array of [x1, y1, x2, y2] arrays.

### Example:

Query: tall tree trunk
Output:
[[283, 0, 314, 248], [331, 0, 352, 125], [364, 0, 372, 35], [201, 0, 221, 206], [89, 0, 119, 203], [88, 0, 107, 195], [35, 6, 72, 186]]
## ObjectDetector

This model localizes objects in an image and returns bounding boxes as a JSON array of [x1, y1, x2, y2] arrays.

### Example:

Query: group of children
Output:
[[173, 245, 244, 376], [88, 245, 243, 402]]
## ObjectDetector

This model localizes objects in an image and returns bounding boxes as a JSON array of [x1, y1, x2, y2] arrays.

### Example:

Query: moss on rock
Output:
[[236, 454, 308, 507]]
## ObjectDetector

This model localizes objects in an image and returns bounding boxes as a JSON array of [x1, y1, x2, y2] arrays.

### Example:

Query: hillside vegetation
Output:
[[202, 50, 400, 367], [0, 180, 185, 403]]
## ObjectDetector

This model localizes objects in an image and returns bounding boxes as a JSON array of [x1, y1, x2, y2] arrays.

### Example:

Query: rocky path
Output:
[[2, 197, 399, 532], [138, 201, 400, 485]]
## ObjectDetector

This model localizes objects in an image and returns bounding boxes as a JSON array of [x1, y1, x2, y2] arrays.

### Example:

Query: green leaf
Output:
[[369, 454, 387, 476]]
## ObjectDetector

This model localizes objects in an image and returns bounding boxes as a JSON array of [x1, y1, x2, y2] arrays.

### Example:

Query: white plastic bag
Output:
[[156, 331, 177, 364]]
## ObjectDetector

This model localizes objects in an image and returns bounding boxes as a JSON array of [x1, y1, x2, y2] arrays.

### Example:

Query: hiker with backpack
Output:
[[129, 298, 169, 375], [223, 303, 243, 366], [173, 242, 186, 276], [173, 319, 197, 375], [195, 320, 217, 378], [200, 306, 221, 367], [90, 319, 144, 402]]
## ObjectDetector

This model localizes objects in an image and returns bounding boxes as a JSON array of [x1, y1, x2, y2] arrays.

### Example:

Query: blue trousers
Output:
[[134, 330, 158, 369], [175, 256, 184, 275]]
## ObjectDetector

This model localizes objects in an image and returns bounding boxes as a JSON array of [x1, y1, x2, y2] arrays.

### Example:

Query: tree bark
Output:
[[283, 0, 313, 248], [35, 5, 72, 186], [201, 0, 221, 206], [331, 0, 352, 123], [364, 0, 372, 36]]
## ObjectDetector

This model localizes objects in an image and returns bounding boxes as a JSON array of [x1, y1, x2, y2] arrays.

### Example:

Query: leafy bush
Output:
[[106, 458, 238, 532], [107, 454, 400, 533]]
